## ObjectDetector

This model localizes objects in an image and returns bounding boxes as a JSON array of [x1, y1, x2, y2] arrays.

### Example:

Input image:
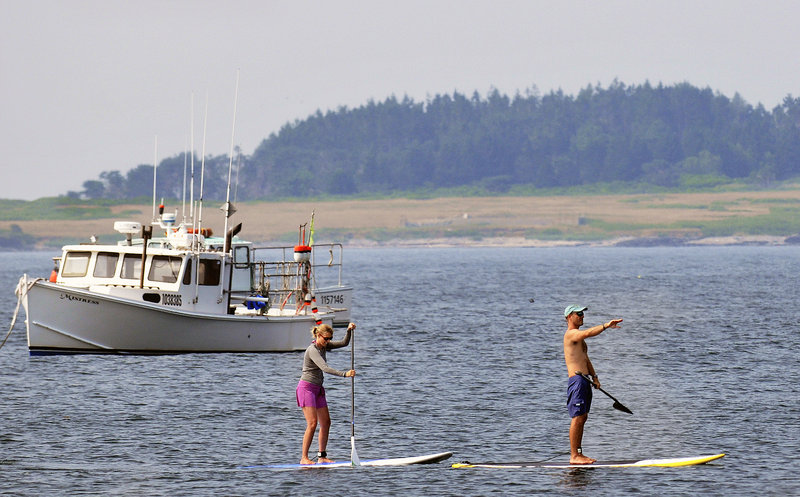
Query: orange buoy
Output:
[[294, 245, 312, 263]]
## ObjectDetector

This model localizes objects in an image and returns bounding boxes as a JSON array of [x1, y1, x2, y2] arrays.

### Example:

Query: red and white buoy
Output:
[[293, 244, 311, 263], [294, 222, 312, 262]]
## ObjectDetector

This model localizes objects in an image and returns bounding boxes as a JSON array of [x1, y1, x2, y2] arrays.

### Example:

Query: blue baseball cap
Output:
[[564, 304, 588, 317]]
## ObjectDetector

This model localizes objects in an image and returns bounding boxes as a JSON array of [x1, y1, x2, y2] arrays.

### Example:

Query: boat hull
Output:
[[20, 277, 333, 354], [315, 285, 353, 326]]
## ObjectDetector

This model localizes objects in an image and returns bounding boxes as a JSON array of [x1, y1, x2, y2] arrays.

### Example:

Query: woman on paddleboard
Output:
[[297, 322, 356, 465]]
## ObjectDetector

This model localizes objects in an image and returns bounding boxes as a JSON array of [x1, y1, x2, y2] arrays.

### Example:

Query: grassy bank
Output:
[[2, 189, 800, 248]]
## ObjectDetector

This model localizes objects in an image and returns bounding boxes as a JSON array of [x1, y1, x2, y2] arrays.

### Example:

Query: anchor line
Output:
[[2, 277, 41, 351]]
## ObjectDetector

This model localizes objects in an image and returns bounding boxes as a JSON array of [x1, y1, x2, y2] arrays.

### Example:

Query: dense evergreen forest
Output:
[[73, 82, 800, 201]]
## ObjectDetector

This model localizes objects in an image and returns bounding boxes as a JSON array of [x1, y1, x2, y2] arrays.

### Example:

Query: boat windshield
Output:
[[93, 252, 119, 278], [120, 254, 142, 280], [62, 251, 91, 277], [148, 256, 183, 283]]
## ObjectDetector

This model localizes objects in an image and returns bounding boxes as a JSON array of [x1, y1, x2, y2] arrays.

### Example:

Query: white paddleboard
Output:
[[452, 453, 725, 469], [241, 451, 453, 470]]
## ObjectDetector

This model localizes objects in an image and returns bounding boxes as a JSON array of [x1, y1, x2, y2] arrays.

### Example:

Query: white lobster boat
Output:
[[16, 213, 352, 354]]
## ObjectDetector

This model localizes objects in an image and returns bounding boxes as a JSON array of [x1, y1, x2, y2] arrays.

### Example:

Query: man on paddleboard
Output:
[[563, 305, 622, 464]]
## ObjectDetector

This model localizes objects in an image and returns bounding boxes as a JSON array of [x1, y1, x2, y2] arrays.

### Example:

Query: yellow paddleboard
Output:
[[452, 453, 725, 469]]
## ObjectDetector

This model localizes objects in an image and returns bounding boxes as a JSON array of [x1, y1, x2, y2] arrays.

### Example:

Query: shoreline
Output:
[[3, 234, 798, 252], [4, 190, 800, 250], [335, 234, 797, 249]]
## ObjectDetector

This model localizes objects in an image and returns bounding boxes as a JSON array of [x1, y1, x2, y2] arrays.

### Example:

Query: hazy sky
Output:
[[1, 0, 798, 200]]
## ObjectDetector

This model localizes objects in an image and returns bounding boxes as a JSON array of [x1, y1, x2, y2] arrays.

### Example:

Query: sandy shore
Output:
[[4, 189, 800, 248]]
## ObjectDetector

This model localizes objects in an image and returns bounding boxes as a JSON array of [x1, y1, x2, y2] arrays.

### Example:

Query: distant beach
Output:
[[3, 189, 800, 248]]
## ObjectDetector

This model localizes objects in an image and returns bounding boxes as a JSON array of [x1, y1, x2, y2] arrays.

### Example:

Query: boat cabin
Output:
[[55, 244, 230, 314]]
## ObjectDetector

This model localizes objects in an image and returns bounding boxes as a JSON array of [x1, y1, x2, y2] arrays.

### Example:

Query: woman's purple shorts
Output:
[[296, 380, 328, 408]]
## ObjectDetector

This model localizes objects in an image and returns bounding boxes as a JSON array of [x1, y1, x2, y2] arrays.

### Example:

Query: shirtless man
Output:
[[563, 304, 623, 464]]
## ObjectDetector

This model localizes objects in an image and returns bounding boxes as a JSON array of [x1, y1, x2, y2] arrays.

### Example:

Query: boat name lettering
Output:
[[163, 294, 182, 306], [60, 294, 100, 305], [320, 294, 344, 305]]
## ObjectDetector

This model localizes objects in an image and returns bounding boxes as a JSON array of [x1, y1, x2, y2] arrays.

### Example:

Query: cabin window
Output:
[[180, 259, 220, 285], [62, 251, 91, 277], [148, 256, 183, 283], [93, 252, 119, 278], [120, 254, 143, 280], [233, 246, 250, 268], [198, 259, 221, 286]]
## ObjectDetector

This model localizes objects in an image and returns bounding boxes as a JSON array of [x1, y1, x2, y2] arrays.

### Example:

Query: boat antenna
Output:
[[193, 92, 208, 305], [151, 135, 158, 222], [196, 91, 209, 246], [181, 137, 188, 223], [222, 69, 240, 255], [234, 147, 241, 203], [190, 92, 196, 227]]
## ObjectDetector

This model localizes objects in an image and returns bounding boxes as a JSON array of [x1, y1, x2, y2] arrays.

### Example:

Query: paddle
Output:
[[580, 373, 633, 414], [350, 324, 361, 466]]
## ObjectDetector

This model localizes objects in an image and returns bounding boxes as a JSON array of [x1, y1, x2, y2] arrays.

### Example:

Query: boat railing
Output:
[[250, 243, 345, 289], [230, 243, 346, 309]]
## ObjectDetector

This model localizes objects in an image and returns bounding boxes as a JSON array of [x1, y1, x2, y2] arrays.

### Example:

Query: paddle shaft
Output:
[[351, 328, 355, 438], [580, 373, 633, 414], [349, 325, 360, 465]]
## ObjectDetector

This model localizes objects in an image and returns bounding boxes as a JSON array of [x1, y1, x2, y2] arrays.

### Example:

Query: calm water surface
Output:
[[1, 246, 798, 496]]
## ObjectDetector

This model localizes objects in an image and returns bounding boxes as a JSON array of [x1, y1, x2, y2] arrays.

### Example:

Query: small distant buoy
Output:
[[529, 298, 535, 303], [187, 227, 213, 237], [637, 275, 642, 279]]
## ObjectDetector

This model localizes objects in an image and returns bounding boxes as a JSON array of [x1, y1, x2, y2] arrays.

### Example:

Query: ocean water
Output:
[[1, 246, 798, 496]]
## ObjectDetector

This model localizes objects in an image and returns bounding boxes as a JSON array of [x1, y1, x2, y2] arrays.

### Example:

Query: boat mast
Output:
[[196, 92, 208, 245], [194, 92, 209, 304], [222, 69, 240, 255], [182, 138, 188, 223], [190, 93, 196, 228], [151, 135, 158, 222]]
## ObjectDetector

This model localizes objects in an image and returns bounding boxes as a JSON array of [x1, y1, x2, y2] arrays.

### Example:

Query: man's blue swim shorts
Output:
[[567, 374, 593, 417]]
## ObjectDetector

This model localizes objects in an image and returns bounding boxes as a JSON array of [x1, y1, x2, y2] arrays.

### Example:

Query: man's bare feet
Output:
[[318, 457, 334, 463], [300, 457, 316, 465], [570, 454, 596, 465]]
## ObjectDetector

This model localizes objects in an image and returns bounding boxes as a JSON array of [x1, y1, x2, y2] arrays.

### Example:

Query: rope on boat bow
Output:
[[1, 276, 41, 351]]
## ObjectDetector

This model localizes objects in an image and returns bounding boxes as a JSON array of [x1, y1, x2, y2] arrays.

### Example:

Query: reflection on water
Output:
[[559, 467, 596, 489]]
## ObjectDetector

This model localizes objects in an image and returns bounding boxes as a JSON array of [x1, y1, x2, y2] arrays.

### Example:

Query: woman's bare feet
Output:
[[300, 457, 316, 465], [318, 457, 334, 463]]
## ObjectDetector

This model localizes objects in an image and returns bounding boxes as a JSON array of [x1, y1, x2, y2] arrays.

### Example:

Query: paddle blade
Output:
[[613, 401, 633, 415], [351, 436, 361, 466]]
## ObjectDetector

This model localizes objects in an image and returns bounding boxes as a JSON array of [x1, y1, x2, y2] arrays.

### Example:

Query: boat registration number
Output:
[[163, 293, 182, 306], [320, 294, 345, 305]]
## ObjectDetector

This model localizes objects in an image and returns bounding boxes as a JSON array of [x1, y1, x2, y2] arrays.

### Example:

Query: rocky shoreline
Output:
[[344, 234, 800, 249]]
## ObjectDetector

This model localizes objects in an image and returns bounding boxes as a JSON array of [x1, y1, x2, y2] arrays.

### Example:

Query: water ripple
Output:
[[1, 247, 798, 495]]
